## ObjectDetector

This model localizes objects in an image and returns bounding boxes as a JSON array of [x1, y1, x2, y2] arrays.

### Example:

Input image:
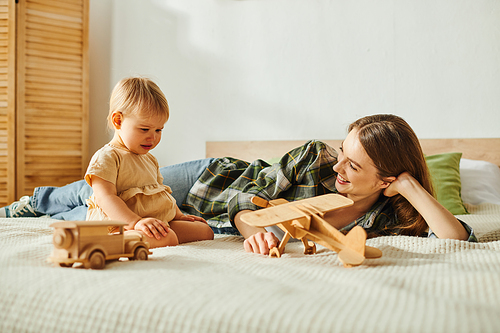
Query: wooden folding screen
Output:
[[0, 0, 17, 206], [0, 0, 88, 207]]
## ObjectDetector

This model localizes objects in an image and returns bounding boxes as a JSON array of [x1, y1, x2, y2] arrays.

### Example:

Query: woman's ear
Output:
[[381, 176, 396, 188], [111, 112, 123, 129]]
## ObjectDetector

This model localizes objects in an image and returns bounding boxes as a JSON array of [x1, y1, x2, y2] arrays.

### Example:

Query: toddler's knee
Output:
[[202, 223, 214, 240], [165, 230, 180, 246], [146, 230, 179, 249]]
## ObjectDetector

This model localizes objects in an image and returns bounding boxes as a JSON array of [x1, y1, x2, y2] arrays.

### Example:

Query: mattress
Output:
[[1, 203, 500, 333]]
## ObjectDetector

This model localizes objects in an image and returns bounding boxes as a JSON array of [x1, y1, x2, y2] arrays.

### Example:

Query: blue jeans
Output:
[[30, 158, 215, 220]]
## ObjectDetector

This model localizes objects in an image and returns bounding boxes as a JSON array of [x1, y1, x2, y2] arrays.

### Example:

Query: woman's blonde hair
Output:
[[107, 77, 169, 129], [349, 114, 434, 236]]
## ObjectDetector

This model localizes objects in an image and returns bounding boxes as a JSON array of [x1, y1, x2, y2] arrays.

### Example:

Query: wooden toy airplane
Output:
[[240, 193, 382, 267]]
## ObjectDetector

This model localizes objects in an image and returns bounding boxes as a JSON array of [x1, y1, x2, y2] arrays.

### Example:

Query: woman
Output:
[[235, 114, 473, 254], [1, 115, 475, 250]]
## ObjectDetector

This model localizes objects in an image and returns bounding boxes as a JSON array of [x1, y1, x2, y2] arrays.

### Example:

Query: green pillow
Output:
[[425, 152, 468, 215], [266, 157, 282, 165]]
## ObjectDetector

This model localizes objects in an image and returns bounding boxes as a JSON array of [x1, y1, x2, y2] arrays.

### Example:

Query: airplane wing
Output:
[[240, 193, 353, 228]]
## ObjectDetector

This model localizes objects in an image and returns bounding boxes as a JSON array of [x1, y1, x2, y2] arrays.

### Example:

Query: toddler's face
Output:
[[118, 112, 167, 154]]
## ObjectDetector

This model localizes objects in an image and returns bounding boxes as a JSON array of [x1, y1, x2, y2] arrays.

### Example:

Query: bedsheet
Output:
[[1, 204, 500, 333]]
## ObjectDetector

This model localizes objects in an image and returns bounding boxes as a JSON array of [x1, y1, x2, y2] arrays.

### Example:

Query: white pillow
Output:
[[460, 158, 500, 205]]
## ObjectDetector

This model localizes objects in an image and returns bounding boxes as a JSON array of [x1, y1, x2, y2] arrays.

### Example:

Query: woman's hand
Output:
[[134, 217, 170, 240], [243, 231, 279, 255], [383, 171, 413, 197], [234, 210, 279, 255]]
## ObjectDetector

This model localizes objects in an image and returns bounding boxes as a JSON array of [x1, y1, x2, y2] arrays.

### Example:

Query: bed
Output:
[[1, 138, 500, 333]]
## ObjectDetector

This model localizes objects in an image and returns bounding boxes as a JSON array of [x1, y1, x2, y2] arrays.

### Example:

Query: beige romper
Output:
[[85, 144, 177, 231]]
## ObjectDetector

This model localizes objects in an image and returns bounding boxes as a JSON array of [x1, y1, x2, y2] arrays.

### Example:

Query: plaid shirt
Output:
[[182, 140, 476, 241]]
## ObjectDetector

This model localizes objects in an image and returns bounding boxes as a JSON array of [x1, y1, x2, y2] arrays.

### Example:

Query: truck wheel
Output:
[[86, 251, 106, 269], [133, 247, 148, 261]]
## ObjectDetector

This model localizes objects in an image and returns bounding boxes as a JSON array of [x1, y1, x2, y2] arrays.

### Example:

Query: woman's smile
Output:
[[336, 173, 350, 185]]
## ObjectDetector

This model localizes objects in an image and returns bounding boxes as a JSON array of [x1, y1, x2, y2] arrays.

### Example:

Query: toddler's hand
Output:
[[135, 217, 169, 240], [177, 214, 208, 224]]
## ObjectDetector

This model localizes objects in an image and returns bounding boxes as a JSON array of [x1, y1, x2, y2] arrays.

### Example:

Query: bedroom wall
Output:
[[88, 0, 500, 166]]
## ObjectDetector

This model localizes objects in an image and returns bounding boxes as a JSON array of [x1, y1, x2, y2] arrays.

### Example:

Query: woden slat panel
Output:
[[26, 56, 82, 71], [24, 72, 82, 86], [25, 109, 83, 118], [26, 8, 81, 24], [25, 88, 82, 100], [27, 70, 82, 81], [26, 48, 82, 62], [27, 27, 82, 43], [27, 2, 82, 19], [26, 34, 81, 50], [29, 0, 82, 12], [25, 94, 81, 105], [26, 21, 81, 37], [27, 41, 81, 56], [26, 103, 81, 112]]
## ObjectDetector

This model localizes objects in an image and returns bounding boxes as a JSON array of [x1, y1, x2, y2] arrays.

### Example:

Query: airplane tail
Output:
[[344, 226, 367, 256]]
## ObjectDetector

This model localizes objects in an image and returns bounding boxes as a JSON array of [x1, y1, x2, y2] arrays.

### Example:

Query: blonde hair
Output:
[[349, 114, 434, 237], [107, 77, 169, 129]]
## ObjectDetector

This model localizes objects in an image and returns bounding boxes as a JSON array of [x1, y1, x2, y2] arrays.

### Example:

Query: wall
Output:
[[89, 0, 500, 166], [88, 0, 112, 158]]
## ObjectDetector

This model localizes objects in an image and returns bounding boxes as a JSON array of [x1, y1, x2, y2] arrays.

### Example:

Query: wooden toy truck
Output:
[[48, 221, 151, 269], [240, 193, 382, 267]]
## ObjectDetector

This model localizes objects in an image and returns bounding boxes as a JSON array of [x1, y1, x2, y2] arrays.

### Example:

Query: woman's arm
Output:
[[384, 172, 469, 240], [234, 210, 279, 255], [90, 176, 169, 240]]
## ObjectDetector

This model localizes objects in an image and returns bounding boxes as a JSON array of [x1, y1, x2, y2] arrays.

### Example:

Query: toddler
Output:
[[85, 77, 213, 248]]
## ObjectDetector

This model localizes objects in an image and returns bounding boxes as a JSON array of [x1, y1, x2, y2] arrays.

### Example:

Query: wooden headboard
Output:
[[206, 138, 500, 167]]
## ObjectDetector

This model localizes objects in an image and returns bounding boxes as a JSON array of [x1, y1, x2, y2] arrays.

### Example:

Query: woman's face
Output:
[[333, 128, 389, 202]]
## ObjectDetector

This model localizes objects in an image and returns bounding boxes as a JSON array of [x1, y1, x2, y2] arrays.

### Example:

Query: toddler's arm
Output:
[[90, 175, 169, 240], [173, 205, 208, 224]]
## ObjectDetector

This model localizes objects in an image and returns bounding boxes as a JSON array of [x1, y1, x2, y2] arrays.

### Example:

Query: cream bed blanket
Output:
[[1, 204, 500, 333]]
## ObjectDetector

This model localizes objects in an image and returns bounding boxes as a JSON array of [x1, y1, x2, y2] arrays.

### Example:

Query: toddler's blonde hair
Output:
[[108, 76, 169, 129]]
